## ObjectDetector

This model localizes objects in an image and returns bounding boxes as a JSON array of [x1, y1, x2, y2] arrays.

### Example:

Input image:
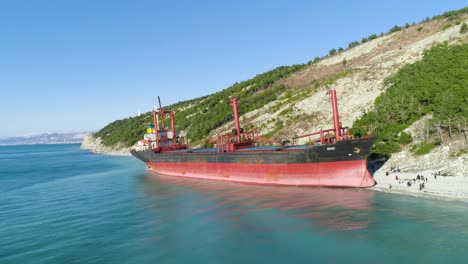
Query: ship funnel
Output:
[[327, 89, 341, 141], [230, 98, 241, 143]]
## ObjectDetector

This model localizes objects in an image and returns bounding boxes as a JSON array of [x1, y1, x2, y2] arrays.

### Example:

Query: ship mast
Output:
[[230, 98, 241, 143], [327, 89, 341, 141], [158, 97, 168, 137], [152, 109, 160, 148]]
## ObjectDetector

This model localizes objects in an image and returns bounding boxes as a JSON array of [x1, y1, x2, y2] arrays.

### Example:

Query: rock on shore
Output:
[[80, 135, 131, 156]]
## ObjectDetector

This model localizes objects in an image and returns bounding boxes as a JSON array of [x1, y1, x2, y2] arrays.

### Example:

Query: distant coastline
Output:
[[0, 142, 82, 146], [0, 132, 89, 146]]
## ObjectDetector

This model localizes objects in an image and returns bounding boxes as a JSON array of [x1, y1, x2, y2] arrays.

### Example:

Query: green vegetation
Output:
[[321, 8, 467, 64], [450, 148, 468, 158], [181, 64, 307, 142], [368, 34, 377, 40], [94, 64, 306, 146], [442, 23, 453, 30], [461, 22, 468, 34], [432, 7, 468, 20], [389, 25, 402, 33], [348, 41, 360, 49], [352, 43, 468, 158], [398, 132, 413, 145], [371, 141, 401, 158], [414, 143, 436, 156], [94, 113, 151, 147], [264, 120, 284, 139], [322, 70, 352, 87], [271, 88, 312, 113]]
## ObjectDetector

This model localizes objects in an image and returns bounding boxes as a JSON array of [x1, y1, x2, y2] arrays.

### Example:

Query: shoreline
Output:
[[86, 149, 132, 156], [371, 170, 468, 202], [80, 135, 131, 156]]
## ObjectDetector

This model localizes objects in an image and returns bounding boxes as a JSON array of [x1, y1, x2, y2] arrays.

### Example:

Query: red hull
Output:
[[146, 160, 375, 188]]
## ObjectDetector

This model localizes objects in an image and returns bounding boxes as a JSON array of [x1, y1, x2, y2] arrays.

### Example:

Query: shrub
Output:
[[460, 23, 468, 34], [372, 141, 401, 158], [443, 23, 453, 30], [449, 148, 468, 158], [417, 27, 423, 32], [398, 132, 413, 145], [414, 143, 435, 155], [279, 107, 293, 116]]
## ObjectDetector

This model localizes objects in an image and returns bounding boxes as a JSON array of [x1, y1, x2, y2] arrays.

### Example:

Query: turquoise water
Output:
[[1, 144, 467, 263]]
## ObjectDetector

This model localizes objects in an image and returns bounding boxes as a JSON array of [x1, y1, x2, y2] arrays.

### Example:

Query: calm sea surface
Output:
[[1, 144, 467, 263]]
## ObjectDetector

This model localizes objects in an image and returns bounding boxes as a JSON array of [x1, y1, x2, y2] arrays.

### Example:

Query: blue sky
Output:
[[0, 0, 466, 137]]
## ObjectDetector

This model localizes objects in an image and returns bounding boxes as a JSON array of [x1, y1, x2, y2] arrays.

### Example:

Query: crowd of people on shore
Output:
[[386, 167, 442, 191]]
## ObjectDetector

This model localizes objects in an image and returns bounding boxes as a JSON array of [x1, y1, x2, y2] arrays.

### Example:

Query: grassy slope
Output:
[[94, 64, 307, 147]]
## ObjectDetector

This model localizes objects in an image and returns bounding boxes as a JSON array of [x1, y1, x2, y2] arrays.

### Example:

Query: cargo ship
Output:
[[131, 90, 376, 188]]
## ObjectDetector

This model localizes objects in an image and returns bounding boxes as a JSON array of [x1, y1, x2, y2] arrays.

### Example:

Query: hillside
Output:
[[83, 8, 468, 178]]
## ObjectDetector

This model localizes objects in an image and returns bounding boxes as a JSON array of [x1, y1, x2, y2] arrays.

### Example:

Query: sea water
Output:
[[1, 144, 467, 264]]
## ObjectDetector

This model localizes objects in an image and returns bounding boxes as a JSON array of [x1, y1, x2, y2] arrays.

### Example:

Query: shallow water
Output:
[[1, 144, 467, 263]]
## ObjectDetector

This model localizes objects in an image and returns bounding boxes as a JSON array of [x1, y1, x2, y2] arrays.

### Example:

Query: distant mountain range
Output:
[[0, 132, 90, 146]]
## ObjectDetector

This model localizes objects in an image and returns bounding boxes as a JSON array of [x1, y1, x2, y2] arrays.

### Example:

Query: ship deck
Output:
[[165, 145, 313, 154]]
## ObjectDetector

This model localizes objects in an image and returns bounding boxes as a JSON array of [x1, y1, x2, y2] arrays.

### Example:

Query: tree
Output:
[[368, 34, 377, 40], [348, 41, 359, 48], [390, 25, 402, 33]]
